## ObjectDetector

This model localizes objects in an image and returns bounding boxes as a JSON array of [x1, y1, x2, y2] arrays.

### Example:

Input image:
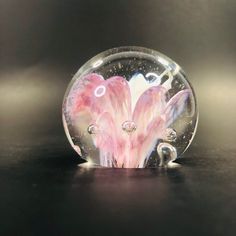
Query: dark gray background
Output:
[[0, 0, 236, 235]]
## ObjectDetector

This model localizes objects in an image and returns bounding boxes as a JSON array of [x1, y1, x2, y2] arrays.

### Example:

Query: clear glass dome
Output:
[[62, 46, 198, 168]]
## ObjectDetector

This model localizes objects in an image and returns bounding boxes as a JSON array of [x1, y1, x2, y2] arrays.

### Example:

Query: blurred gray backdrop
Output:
[[1, 0, 236, 150]]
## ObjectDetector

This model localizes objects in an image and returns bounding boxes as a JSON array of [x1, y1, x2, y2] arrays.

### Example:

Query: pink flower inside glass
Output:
[[62, 47, 198, 168]]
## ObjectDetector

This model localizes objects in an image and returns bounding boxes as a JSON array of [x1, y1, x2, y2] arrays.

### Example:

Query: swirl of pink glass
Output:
[[65, 73, 190, 168]]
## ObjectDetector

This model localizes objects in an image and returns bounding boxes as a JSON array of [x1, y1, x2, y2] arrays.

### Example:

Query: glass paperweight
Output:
[[62, 46, 198, 168]]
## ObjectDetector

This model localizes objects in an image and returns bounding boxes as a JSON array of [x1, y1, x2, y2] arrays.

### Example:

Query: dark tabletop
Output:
[[0, 0, 236, 235]]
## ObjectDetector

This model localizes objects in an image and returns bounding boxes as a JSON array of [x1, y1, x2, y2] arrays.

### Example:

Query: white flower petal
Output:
[[128, 73, 162, 112]]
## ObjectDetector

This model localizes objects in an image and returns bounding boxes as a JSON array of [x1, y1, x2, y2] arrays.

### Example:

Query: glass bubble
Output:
[[62, 46, 198, 168]]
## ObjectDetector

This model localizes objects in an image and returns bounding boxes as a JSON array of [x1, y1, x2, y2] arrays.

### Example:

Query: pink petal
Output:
[[136, 117, 166, 167], [90, 76, 132, 121], [93, 112, 117, 167], [64, 73, 104, 148], [132, 86, 167, 133], [70, 74, 132, 167], [130, 86, 167, 167], [69, 73, 104, 117], [164, 89, 190, 127], [95, 112, 131, 167]]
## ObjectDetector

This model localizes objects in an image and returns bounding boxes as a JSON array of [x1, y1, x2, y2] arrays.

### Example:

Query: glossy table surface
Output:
[[1, 132, 235, 236]]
